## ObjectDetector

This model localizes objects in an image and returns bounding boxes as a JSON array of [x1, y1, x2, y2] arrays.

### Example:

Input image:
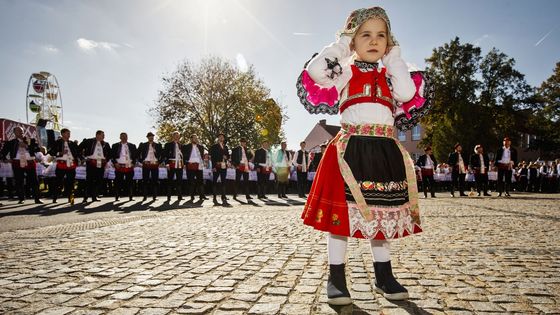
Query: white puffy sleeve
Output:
[[382, 46, 415, 103], [305, 36, 353, 92]]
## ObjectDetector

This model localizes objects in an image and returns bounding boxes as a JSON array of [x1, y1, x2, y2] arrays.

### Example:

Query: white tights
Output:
[[327, 233, 391, 265]]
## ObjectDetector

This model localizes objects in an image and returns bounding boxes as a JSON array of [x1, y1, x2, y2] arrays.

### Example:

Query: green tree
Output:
[[151, 56, 286, 149], [421, 37, 536, 160], [530, 62, 560, 157]]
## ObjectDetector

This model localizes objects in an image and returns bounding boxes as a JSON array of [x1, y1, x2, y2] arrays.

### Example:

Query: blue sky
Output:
[[1, 0, 559, 148]]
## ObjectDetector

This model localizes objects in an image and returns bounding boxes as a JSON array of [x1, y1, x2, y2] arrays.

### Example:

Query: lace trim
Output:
[[348, 202, 416, 239], [354, 60, 379, 72]]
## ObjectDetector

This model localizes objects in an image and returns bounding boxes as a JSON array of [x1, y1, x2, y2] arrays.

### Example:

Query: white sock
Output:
[[370, 239, 391, 262], [327, 233, 348, 265]]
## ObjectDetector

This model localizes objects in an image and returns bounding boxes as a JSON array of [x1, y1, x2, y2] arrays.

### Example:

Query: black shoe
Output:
[[167, 196, 171, 202], [373, 261, 409, 300], [246, 195, 253, 200], [35, 199, 43, 204], [190, 197, 195, 202], [327, 264, 352, 305], [431, 194, 436, 198], [18, 200, 24, 204], [484, 193, 491, 196], [459, 192, 467, 197], [178, 196, 183, 201], [505, 192, 511, 197], [129, 197, 135, 201], [450, 193, 455, 197], [263, 195, 268, 199], [477, 192, 481, 197], [142, 196, 147, 202], [52, 199, 57, 204], [202, 196, 208, 200], [153, 197, 157, 201], [82, 198, 88, 203], [498, 193, 502, 197], [115, 197, 119, 202], [282, 194, 288, 198]]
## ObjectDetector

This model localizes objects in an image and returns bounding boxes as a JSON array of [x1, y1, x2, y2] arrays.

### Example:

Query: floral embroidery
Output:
[[359, 180, 408, 192], [315, 209, 324, 223], [331, 214, 341, 226]]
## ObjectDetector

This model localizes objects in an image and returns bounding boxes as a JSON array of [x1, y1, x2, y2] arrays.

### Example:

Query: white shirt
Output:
[[117, 143, 131, 164], [145, 143, 157, 162], [241, 147, 248, 165], [87, 142, 104, 160], [62, 141, 74, 160], [479, 154, 486, 174], [499, 147, 511, 164], [424, 155, 433, 169], [14, 139, 31, 160], [292, 150, 308, 172], [188, 144, 202, 163], [458, 154, 466, 174]]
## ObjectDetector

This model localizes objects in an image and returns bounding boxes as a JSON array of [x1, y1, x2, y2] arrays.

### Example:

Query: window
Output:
[[412, 125, 421, 141], [398, 130, 406, 142]]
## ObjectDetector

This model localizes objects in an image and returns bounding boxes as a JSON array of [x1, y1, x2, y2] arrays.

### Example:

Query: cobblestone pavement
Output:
[[0, 193, 559, 314]]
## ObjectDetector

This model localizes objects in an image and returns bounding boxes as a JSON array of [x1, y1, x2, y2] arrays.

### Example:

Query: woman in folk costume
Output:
[[296, 7, 434, 304]]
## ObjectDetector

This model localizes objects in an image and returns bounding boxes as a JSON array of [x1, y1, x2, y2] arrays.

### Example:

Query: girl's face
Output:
[[351, 18, 389, 63]]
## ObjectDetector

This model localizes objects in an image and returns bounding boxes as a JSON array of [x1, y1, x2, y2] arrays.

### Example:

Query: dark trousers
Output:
[[115, 170, 134, 199], [167, 168, 183, 199], [187, 169, 204, 198], [475, 173, 489, 194], [451, 172, 466, 195], [213, 169, 227, 199], [528, 176, 538, 192], [257, 171, 270, 197], [518, 176, 528, 192], [234, 170, 250, 197], [85, 164, 104, 200], [422, 175, 436, 197], [54, 168, 76, 201], [296, 171, 308, 197], [142, 167, 159, 199], [497, 169, 512, 193], [13, 165, 39, 201]]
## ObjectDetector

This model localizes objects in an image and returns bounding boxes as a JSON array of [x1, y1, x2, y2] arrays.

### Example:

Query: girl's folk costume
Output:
[[296, 7, 433, 304]]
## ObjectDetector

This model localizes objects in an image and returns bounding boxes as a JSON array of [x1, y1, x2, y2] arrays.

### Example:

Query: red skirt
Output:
[[301, 135, 422, 240]]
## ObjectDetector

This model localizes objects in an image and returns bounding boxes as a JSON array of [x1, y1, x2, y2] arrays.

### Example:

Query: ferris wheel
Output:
[[25, 71, 63, 130]]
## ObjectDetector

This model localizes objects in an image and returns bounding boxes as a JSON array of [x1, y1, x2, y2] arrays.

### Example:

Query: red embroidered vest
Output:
[[339, 65, 394, 113]]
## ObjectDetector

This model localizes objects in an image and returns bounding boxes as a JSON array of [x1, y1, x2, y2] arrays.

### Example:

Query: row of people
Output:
[[0, 127, 324, 205]]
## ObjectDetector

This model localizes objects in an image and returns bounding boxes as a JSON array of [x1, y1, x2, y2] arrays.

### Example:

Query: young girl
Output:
[[297, 7, 432, 304]]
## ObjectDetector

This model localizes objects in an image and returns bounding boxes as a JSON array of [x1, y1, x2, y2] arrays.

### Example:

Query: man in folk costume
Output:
[[296, 6, 433, 303], [210, 133, 230, 204], [254, 140, 273, 199], [416, 146, 437, 198], [292, 141, 310, 198], [48, 128, 80, 204], [111, 132, 137, 202], [447, 143, 469, 197], [469, 144, 491, 196], [274, 141, 292, 198], [232, 138, 254, 200], [79, 130, 110, 203], [0, 126, 42, 204], [163, 131, 184, 202], [137, 132, 163, 201], [184, 134, 206, 202], [495, 137, 517, 197]]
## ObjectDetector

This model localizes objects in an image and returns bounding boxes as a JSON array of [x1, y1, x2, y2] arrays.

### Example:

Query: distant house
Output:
[[397, 124, 425, 162], [303, 120, 341, 152]]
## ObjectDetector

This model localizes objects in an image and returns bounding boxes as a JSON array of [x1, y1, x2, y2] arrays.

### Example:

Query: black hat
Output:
[[146, 132, 155, 137]]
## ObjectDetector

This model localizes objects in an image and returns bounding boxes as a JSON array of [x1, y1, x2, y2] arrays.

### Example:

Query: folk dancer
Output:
[[138, 132, 162, 201], [184, 134, 206, 202], [447, 143, 468, 197], [274, 141, 292, 198], [79, 130, 110, 202], [163, 131, 184, 201], [416, 146, 437, 198], [111, 132, 137, 202], [495, 137, 517, 197], [232, 138, 254, 200], [49, 128, 80, 204], [292, 141, 310, 198], [0, 126, 42, 204], [469, 144, 491, 196], [210, 133, 230, 204], [254, 140, 273, 199]]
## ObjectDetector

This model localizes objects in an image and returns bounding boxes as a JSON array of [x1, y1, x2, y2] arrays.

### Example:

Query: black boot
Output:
[[373, 261, 409, 300], [327, 264, 352, 305]]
